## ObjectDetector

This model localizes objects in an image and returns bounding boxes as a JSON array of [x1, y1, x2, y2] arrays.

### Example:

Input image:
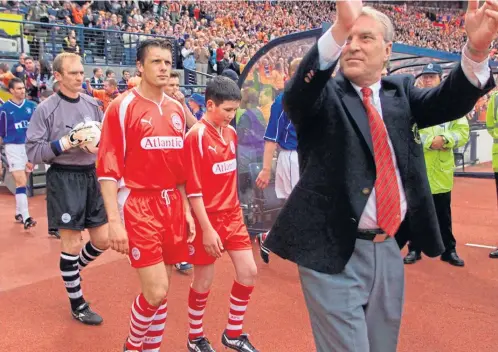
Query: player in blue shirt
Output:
[[0, 77, 37, 229], [255, 58, 302, 263]]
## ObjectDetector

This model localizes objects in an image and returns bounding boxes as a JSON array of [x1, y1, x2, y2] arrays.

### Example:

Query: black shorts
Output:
[[46, 163, 108, 231]]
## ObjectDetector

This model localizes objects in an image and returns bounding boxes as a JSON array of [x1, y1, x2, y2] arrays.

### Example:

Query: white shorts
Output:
[[4, 143, 28, 172], [275, 149, 299, 199]]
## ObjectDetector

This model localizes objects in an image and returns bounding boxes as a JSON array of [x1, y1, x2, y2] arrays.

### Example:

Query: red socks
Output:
[[143, 298, 168, 351], [225, 281, 254, 338], [125, 294, 159, 351], [188, 287, 210, 341]]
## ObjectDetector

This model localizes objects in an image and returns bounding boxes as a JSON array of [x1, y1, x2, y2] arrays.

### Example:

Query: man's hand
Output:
[[186, 211, 196, 243], [108, 220, 129, 255], [465, 0, 498, 60], [431, 135, 446, 150], [203, 227, 224, 258], [60, 122, 96, 151], [25, 162, 34, 173], [172, 90, 186, 105], [332, 0, 363, 45], [255, 168, 271, 189]]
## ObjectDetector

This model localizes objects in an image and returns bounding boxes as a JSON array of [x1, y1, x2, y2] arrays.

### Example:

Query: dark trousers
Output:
[[408, 192, 456, 255], [494, 173, 498, 201]]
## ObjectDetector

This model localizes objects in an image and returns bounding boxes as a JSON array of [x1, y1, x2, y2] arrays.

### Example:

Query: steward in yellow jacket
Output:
[[485, 91, 498, 259], [404, 62, 467, 267]]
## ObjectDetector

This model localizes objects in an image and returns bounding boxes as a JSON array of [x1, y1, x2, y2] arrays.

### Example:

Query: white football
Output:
[[80, 120, 102, 154]]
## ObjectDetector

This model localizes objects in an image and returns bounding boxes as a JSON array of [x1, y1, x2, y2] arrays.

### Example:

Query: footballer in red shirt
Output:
[[184, 76, 259, 352], [97, 39, 195, 352]]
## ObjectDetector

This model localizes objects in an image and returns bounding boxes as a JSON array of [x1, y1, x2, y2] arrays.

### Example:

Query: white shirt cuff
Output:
[[461, 45, 491, 88], [317, 28, 344, 71]]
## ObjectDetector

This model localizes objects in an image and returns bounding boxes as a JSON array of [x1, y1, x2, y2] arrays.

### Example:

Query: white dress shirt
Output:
[[316, 27, 490, 230]]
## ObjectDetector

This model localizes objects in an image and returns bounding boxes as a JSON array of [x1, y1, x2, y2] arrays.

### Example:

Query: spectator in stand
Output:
[[71, 1, 91, 26], [194, 38, 210, 86], [85, 77, 119, 112], [105, 69, 115, 79], [64, 37, 80, 56], [122, 26, 139, 65], [108, 13, 123, 64], [118, 70, 131, 93], [18, 56, 39, 103], [187, 93, 205, 120], [11, 53, 26, 77], [164, 71, 198, 128], [90, 68, 104, 86], [0, 63, 15, 89]]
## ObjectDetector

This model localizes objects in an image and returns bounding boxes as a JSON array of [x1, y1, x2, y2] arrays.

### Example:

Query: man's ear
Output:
[[136, 61, 144, 75], [54, 71, 62, 82], [384, 42, 393, 64]]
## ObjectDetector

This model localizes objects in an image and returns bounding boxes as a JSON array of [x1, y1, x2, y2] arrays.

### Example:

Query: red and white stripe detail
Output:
[[226, 294, 249, 335], [188, 288, 210, 340], [143, 300, 168, 352], [126, 294, 158, 350]]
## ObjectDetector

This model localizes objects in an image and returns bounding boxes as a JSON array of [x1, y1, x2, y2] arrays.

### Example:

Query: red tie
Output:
[[361, 87, 401, 236]]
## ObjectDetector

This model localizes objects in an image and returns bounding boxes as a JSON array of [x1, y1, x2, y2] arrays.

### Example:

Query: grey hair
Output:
[[360, 6, 395, 42]]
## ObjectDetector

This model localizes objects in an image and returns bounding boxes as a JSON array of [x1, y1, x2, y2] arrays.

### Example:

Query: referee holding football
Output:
[[25, 52, 109, 326]]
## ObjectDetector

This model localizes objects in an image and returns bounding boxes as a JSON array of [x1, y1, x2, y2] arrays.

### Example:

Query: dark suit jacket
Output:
[[264, 43, 495, 275]]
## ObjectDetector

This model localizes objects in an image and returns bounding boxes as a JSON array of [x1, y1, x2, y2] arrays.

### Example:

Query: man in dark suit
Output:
[[263, 1, 497, 351]]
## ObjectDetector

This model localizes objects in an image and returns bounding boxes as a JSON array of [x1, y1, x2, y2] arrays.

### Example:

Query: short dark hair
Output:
[[106, 78, 117, 87], [8, 77, 24, 90], [205, 76, 241, 106], [105, 69, 114, 77], [122, 69, 130, 75], [136, 39, 172, 64], [169, 71, 180, 79]]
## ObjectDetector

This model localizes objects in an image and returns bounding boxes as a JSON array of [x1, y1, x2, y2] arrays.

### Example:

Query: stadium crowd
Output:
[[2, 0, 497, 72], [0, 1, 494, 130]]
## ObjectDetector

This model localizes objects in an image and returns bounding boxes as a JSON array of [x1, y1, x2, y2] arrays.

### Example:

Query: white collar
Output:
[[350, 80, 382, 99]]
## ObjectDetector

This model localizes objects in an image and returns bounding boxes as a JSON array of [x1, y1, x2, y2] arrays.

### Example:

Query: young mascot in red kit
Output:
[[184, 76, 259, 352], [96, 39, 195, 352]]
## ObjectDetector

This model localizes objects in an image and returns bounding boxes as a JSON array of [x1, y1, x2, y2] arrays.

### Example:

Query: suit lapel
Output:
[[336, 74, 410, 177], [336, 75, 374, 155], [379, 85, 409, 177]]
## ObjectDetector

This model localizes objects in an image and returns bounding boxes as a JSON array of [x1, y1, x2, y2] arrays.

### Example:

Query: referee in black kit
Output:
[[25, 52, 109, 326]]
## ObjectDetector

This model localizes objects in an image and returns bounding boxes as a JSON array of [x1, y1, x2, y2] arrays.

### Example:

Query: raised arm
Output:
[[409, 60, 494, 129], [409, 0, 498, 128], [283, 0, 362, 125]]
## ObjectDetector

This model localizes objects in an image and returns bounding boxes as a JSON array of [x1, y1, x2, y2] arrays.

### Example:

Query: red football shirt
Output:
[[96, 89, 186, 189], [185, 118, 239, 212]]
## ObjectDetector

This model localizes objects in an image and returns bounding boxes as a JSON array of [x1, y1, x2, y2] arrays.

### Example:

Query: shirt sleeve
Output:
[[25, 104, 59, 164], [317, 27, 345, 71], [92, 89, 106, 102], [96, 99, 125, 183], [442, 116, 470, 149], [185, 127, 204, 198], [0, 107, 6, 138], [460, 46, 491, 89], [264, 98, 283, 142]]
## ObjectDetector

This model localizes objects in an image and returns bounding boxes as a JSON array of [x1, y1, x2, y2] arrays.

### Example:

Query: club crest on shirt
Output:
[[230, 140, 235, 154], [171, 113, 183, 131], [412, 123, 421, 144], [188, 244, 195, 256]]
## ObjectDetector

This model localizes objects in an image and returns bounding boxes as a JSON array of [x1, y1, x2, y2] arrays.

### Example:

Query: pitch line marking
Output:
[[465, 243, 496, 249]]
